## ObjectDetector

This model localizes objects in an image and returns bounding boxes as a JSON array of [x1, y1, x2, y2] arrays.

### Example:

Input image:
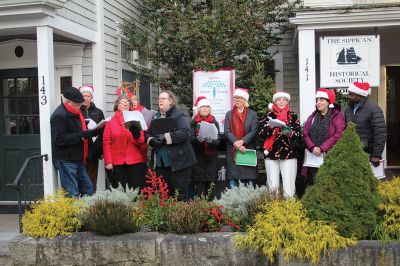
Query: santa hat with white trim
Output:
[[233, 87, 250, 102], [193, 96, 211, 114], [347, 82, 370, 97], [272, 91, 290, 103], [79, 85, 94, 95], [315, 88, 336, 108]]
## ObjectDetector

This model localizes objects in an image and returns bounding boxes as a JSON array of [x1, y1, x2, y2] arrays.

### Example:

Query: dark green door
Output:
[[0, 68, 40, 201]]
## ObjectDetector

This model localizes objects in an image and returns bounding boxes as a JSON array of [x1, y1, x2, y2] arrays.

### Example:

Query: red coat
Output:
[[103, 110, 147, 165]]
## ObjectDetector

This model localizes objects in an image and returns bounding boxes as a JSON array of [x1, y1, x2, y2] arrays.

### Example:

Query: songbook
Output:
[[303, 149, 325, 168], [370, 160, 385, 179], [148, 117, 176, 136], [235, 149, 257, 167], [267, 117, 286, 128], [122, 111, 148, 131], [85, 118, 110, 142], [198, 121, 218, 140], [142, 108, 157, 127]]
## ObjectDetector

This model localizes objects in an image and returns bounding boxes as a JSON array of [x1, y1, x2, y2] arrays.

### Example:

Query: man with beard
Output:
[[344, 82, 387, 167]]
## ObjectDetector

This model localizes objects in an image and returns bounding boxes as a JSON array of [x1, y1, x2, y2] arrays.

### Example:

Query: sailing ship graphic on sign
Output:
[[336, 47, 362, 65]]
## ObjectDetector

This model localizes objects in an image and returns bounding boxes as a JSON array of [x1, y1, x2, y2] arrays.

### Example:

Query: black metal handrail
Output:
[[11, 154, 48, 232]]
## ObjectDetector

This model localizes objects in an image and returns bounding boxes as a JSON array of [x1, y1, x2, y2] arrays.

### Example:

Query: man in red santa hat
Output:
[[345, 82, 387, 167]]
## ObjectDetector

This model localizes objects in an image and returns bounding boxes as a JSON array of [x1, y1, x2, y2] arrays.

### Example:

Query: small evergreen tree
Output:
[[301, 123, 380, 239], [248, 61, 275, 117]]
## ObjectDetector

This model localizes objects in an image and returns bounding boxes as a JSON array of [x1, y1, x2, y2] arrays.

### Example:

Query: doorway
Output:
[[0, 68, 40, 201], [386, 66, 400, 166]]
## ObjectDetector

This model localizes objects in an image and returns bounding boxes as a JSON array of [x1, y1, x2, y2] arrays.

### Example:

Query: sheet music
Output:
[[370, 160, 385, 179], [267, 117, 286, 128], [198, 121, 218, 140], [122, 111, 148, 131], [303, 150, 325, 168]]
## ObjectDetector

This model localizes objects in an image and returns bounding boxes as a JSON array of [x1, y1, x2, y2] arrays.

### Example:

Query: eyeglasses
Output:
[[158, 97, 170, 102], [118, 101, 130, 105]]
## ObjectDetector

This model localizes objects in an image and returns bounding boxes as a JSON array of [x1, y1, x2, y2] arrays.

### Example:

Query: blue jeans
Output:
[[53, 160, 93, 197], [228, 179, 255, 189]]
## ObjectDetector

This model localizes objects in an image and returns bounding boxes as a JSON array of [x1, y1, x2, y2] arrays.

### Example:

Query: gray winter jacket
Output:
[[344, 98, 387, 158]]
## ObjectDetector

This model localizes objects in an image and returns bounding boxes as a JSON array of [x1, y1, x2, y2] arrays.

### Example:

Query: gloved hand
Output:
[[129, 127, 141, 139], [370, 157, 381, 167], [197, 136, 204, 142], [149, 137, 163, 148], [155, 134, 166, 144], [82, 129, 98, 139], [282, 126, 292, 136]]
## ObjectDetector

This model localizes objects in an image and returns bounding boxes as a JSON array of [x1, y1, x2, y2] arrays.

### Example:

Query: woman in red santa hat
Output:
[[259, 91, 301, 197], [224, 88, 258, 188], [190, 96, 220, 197], [302, 88, 346, 185]]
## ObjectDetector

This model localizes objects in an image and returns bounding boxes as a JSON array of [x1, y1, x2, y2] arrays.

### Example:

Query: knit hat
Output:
[[233, 88, 249, 102], [193, 96, 211, 113], [79, 85, 94, 95], [347, 82, 370, 97], [272, 91, 290, 103], [63, 87, 84, 103], [315, 88, 336, 108]]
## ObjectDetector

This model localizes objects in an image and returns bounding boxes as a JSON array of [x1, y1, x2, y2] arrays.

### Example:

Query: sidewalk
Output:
[[0, 214, 20, 265]]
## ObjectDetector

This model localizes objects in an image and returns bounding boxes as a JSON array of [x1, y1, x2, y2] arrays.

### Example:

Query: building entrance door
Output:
[[386, 66, 400, 166], [0, 68, 41, 202]]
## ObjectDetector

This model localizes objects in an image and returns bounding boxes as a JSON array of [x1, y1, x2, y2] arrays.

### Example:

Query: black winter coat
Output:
[[81, 103, 105, 160], [149, 107, 196, 172], [51, 104, 85, 162], [190, 118, 220, 181], [344, 98, 387, 158]]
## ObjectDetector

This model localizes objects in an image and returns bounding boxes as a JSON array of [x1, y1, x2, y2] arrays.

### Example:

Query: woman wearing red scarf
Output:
[[259, 92, 301, 197], [224, 88, 259, 189], [190, 96, 220, 197]]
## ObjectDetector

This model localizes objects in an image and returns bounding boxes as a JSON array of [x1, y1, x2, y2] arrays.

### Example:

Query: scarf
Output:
[[64, 102, 88, 164], [230, 106, 248, 160], [310, 109, 331, 147], [194, 113, 216, 155], [263, 104, 291, 152]]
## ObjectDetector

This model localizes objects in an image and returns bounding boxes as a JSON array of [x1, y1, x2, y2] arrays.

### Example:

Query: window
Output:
[[122, 70, 151, 109]]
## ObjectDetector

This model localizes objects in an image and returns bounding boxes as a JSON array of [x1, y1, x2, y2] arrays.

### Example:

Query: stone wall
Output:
[[9, 232, 400, 266]]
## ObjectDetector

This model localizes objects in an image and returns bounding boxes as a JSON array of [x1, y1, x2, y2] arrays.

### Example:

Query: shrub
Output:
[[21, 189, 82, 238], [203, 202, 240, 232], [214, 182, 279, 226], [374, 177, 400, 242], [164, 197, 208, 234], [82, 185, 140, 208], [301, 123, 380, 239], [235, 199, 357, 264], [82, 199, 137, 235]]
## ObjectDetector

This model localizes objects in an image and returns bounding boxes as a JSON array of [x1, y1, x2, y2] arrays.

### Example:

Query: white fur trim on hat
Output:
[[196, 98, 211, 108], [273, 92, 290, 103], [79, 85, 94, 95], [347, 82, 370, 97], [233, 88, 249, 102], [315, 90, 329, 100]]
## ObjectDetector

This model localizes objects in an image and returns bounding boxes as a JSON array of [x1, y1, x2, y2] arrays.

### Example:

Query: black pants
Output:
[[156, 166, 192, 201], [85, 159, 99, 192], [109, 163, 147, 190]]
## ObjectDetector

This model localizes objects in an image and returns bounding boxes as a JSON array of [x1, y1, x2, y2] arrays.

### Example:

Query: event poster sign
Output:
[[320, 35, 380, 88], [193, 70, 235, 133]]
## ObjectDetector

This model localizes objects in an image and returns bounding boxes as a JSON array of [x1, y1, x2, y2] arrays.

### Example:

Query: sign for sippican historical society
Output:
[[320, 35, 380, 88], [193, 69, 235, 133]]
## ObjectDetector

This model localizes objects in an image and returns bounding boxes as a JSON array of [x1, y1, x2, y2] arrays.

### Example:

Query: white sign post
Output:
[[193, 70, 235, 133], [320, 35, 380, 88]]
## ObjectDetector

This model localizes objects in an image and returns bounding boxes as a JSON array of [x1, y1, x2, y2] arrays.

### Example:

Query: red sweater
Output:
[[103, 110, 147, 165]]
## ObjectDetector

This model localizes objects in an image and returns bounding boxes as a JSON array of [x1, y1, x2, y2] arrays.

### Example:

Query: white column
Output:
[[37, 26, 57, 195], [298, 29, 316, 124], [93, 0, 106, 191]]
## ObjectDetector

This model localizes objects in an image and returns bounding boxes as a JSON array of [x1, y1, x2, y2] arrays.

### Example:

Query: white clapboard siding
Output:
[[56, 0, 97, 31]]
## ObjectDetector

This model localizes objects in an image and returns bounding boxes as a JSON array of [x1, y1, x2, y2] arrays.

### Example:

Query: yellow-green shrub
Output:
[[235, 199, 357, 264], [21, 189, 83, 238], [374, 177, 400, 242]]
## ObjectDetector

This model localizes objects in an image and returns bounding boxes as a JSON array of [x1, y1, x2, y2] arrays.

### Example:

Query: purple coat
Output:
[[301, 107, 346, 176]]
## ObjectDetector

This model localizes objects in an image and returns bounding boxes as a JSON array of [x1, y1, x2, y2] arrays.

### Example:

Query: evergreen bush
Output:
[[82, 199, 137, 235], [21, 189, 82, 238], [373, 177, 400, 242], [82, 185, 140, 208], [301, 123, 380, 239]]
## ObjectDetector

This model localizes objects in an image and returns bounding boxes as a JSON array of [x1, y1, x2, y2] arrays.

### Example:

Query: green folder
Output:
[[235, 149, 257, 167]]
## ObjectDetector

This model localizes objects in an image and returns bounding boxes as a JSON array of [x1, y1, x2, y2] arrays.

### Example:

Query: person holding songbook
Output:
[[190, 96, 220, 197], [103, 94, 148, 190], [302, 88, 345, 184], [224, 88, 258, 189], [147, 90, 196, 201], [258, 91, 301, 197]]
